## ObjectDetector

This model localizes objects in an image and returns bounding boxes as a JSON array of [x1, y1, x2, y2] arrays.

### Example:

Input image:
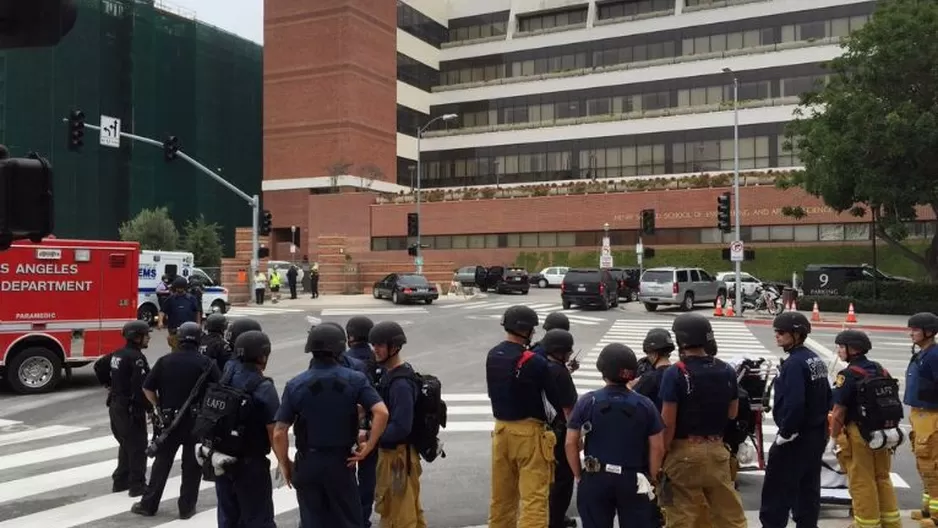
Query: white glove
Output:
[[775, 432, 799, 446]]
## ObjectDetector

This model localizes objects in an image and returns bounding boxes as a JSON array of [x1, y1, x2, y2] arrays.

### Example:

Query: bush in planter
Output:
[[795, 295, 938, 316], [845, 280, 938, 303]]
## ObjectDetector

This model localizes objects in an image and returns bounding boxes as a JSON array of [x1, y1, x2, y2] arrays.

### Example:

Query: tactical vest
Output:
[[486, 345, 545, 421], [294, 369, 359, 450], [583, 389, 649, 472], [673, 358, 733, 439], [904, 346, 938, 410]]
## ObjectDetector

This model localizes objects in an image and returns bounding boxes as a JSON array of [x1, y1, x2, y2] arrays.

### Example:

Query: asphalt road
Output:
[[0, 289, 921, 527]]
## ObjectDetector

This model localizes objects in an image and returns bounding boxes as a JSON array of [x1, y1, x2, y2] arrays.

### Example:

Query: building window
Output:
[[397, 53, 439, 92], [794, 225, 819, 241], [597, 0, 672, 20], [819, 224, 845, 241], [397, 1, 447, 47], [517, 7, 588, 33]]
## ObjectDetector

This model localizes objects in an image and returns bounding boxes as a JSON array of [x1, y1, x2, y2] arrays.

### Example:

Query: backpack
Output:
[[387, 366, 448, 463], [192, 371, 271, 457], [848, 365, 904, 439]]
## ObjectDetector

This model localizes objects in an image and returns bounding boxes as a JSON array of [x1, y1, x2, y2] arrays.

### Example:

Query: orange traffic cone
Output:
[[714, 298, 724, 317], [724, 301, 735, 317], [811, 301, 821, 322], [845, 303, 858, 324]]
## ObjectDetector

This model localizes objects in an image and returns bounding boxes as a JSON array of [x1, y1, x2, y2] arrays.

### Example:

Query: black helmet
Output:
[[643, 328, 675, 355], [541, 329, 574, 358], [226, 318, 262, 344], [501, 306, 539, 336], [204, 313, 227, 334], [346, 316, 375, 342], [122, 320, 151, 342], [234, 330, 272, 363], [671, 313, 714, 349], [177, 321, 202, 344], [596, 343, 638, 383], [773, 312, 812, 336], [543, 312, 570, 332], [306, 323, 347, 357], [368, 321, 407, 348], [171, 276, 188, 290], [908, 312, 938, 334], [835, 329, 872, 354]]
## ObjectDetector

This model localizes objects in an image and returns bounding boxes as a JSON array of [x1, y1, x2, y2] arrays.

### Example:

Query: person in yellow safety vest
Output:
[[905, 312, 938, 525], [830, 329, 903, 528], [268, 270, 281, 304]]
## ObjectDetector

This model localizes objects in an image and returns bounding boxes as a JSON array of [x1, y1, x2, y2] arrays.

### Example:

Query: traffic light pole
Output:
[[731, 77, 742, 317], [70, 120, 263, 304]]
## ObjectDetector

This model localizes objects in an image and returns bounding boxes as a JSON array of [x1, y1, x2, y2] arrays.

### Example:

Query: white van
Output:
[[137, 250, 230, 323]]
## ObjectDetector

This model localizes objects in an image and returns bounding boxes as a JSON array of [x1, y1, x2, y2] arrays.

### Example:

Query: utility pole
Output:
[[68, 118, 262, 303]]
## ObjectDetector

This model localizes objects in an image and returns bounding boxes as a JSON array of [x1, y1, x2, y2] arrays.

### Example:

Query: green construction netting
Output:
[[0, 0, 262, 255]]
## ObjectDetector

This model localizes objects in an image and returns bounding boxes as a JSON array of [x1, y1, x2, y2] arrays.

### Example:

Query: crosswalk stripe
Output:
[[478, 313, 604, 326], [0, 425, 87, 448], [0, 420, 21, 428], [0, 435, 116, 471], [320, 307, 429, 316], [440, 301, 490, 309]]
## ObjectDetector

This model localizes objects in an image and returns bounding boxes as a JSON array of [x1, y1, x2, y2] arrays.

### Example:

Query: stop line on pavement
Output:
[[225, 306, 307, 318], [441, 300, 608, 326]]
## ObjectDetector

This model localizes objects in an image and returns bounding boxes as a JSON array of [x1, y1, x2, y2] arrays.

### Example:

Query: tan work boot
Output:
[[913, 510, 930, 521], [919, 518, 937, 528]]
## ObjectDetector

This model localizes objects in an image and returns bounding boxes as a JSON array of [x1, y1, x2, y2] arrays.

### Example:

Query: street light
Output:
[[415, 113, 458, 274], [723, 67, 742, 315]]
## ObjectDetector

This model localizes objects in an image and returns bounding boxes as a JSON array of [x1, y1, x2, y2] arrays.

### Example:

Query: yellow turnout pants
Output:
[[660, 438, 746, 528], [488, 418, 556, 528], [375, 445, 426, 528], [911, 408, 938, 522], [835, 423, 900, 528]]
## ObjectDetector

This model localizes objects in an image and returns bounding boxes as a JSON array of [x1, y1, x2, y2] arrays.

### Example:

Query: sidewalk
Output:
[[456, 510, 918, 527], [248, 291, 487, 308], [734, 312, 910, 332]]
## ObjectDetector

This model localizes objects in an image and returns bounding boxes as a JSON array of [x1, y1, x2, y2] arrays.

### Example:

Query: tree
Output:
[[119, 207, 179, 250], [357, 163, 381, 190], [781, 0, 938, 278], [326, 160, 352, 190], [181, 215, 224, 268]]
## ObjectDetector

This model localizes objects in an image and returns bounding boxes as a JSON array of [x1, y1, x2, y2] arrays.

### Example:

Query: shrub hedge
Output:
[[795, 295, 938, 316], [514, 242, 930, 283]]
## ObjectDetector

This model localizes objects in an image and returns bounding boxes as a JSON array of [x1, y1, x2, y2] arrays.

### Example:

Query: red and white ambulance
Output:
[[0, 238, 140, 394]]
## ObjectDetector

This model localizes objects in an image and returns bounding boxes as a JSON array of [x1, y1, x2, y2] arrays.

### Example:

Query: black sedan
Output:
[[372, 273, 439, 304]]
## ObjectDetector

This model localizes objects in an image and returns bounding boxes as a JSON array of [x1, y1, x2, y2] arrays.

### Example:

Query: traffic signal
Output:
[[407, 212, 419, 237], [257, 247, 270, 259], [407, 244, 418, 257], [640, 209, 656, 235], [260, 210, 272, 236], [67, 109, 84, 151], [163, 135, 180, 161], [717, 192, 732, 233]]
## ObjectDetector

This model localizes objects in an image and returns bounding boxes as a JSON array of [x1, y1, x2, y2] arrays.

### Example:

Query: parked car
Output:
[[372, 273, 439, 304], [530, 266, 569, 288], [561, 268, 619, 310], [479, 266, 530, 294], [717, 271, 791, 299], [638, 267, 727, 312], [608, 267, 641, 301], [454, 265, 486, 286]]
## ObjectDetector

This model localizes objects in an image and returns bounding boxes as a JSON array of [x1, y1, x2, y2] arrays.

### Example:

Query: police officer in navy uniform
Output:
[[214, 330, 281, 528], [133, 321, 221, 518], [345, 315, 381, 527], [533, 313, 571, 353], [305, 321, 368, 375], [759, 311, 831, 528], [565, 343, 665, 528], [200, 313, 231, 371], [487, 305, 566, 527], [539, 329, 581, 528], [158, 276, 202, 351], [629, 328, 675, 410], [94, 320, 153, 497], [226, 318, 262, 351], [658, 313, 746, 527], [272, 323, 390, 528]]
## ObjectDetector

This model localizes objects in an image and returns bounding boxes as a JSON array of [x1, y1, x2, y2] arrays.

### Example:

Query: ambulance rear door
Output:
[[96, 248, 138, 357]]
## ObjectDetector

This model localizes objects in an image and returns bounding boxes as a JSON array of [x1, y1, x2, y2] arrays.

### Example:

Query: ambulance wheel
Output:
[[7, 347, 62, 394], [137, 304, 158, 325]]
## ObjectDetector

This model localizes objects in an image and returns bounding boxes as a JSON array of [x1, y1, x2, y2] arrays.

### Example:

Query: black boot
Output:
[[130, 502, 155, 516]]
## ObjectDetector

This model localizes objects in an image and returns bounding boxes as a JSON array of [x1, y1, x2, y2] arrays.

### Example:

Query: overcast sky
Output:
[[168, 0, 264, 44]]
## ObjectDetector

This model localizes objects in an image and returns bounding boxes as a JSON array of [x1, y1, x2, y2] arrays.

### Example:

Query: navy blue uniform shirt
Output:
[[546, 358, 578, 422], [486, 341, 564, 422], [160, 292, 201, 330], [633, 365, 668, 411], [223, 361, 281, 454], [569, 386, 663, 433], [905, 344, 938, 406], [773, 345, 831, 438], [832, 356, 885, 425], [104, 346, 151, 409], [378, 364, 419, 449], [275, 363, 381, 427], [345, 344, 380, 384], [143, 344, 221, 410]]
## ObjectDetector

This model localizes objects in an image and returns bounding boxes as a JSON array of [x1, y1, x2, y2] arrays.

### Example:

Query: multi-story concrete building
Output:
[[261, 0, 932, 265]]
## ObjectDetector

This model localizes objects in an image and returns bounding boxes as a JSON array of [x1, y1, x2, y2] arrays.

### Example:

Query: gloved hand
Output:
[[567, 358, 580, 373], [775, 432, 799, 446]]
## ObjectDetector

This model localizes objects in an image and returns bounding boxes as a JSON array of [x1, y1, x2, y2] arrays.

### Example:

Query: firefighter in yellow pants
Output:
[[906, 313, 938, 525], [374, 445, 426, 528], [486, 306, 563, 527], [830, 329, 902, 528]]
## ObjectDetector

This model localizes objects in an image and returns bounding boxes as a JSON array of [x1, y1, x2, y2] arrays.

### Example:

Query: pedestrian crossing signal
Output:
[[640, 209, 655, 235]]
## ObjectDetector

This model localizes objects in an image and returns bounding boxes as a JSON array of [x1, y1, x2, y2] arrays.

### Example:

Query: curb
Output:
[[743, 318, 907, 333]]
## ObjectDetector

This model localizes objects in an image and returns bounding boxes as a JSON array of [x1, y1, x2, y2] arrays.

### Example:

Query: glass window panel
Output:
[[682, 38, 694, 56], [799, 21, 827, 40], [677, 89, 690, 107], [605, 148, 621, 169], [693, 36, 709, 54], [744, 30, 761, 47], [622, 146, 636, 165], [819, 224, 844, 241], [794, 225, 818, 241], [673, 143, 685, 163], [739, 137, 755, 158], [451, 235, 468, 249], [699, 228, 721, 243], [539, 232, 557, 247], [831, 18, 850, 38], [781, 25, 795, 43], [706, 86, 722, 104], [521, 233, 539, 247], [755, 136, 769, 157], [727, 32, 744, 50], [770, 225, 794, 241], [372, 237, 388, 251], [850, 16, 868, 32], [505, 234, 521, 247], [710, 34, 727, 53], [690, 88, 707, 106], [468, 235, 485, 248], [751, 226, 770, 241], [485, 234, 498, 248], [845, 224, 870, 241]]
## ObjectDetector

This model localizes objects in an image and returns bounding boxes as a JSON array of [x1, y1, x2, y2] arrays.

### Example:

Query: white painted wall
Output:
[[402, 0, 449, 26], [397, 29, 440, 69], [398, 133, 418, 161], [420, 104, 798, 151], [397, 81, 431, 114]]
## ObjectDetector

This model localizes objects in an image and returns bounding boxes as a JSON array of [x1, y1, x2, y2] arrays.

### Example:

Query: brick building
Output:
[[247, 0, 933, 284]]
